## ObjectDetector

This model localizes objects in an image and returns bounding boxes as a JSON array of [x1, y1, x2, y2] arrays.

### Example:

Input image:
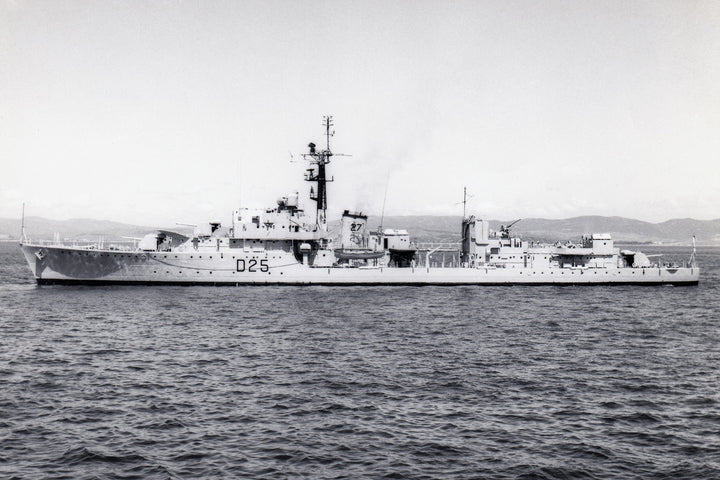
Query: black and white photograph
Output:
[[1, 1, 718, 478]]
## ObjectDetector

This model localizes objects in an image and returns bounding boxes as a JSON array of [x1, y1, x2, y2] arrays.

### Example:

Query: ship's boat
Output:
[[19, 117, 700, 286], [334, 249, 385, 260]]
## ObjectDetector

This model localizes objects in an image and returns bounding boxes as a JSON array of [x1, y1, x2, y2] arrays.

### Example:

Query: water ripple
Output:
[[1, 244, 719, 479]]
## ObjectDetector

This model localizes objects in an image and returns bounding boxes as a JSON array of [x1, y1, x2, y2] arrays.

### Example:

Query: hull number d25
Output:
[[237, 259, 269, 272]]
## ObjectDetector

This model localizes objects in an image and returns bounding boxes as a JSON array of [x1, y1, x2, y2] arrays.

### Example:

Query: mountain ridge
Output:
[[1, 215, 718, 245]]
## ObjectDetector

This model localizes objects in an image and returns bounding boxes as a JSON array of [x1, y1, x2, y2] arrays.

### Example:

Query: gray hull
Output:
[[21, 244, 700, 286]]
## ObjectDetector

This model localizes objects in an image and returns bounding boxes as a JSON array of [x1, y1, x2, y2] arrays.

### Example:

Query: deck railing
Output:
[[23, 238, 137, 251]]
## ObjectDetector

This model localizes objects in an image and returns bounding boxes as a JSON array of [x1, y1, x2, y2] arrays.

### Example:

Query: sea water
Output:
[[1, 243, 719, 479]]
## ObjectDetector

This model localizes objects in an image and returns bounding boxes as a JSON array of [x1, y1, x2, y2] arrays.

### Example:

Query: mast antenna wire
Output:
[[324, 115, 334, 151], [379, 172, 390, 233], [20, 202, 26, 244], [690, 235, 697, 266], [456, 187, 474, 218], [237, 154, 243, 211]]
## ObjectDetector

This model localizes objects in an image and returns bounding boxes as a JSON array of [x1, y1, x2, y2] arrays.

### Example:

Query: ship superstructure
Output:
[[20, 117, 699, 285]]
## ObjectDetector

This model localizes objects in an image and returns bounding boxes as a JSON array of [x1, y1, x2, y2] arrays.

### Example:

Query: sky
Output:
[[1, 0, 719, 226]]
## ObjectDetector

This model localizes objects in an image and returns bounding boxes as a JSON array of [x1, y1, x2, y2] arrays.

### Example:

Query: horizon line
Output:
[[4, 213, 720, 226]]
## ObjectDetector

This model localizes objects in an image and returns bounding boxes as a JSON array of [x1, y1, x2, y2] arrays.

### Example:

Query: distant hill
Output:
[[362, 215, 720, 245], [2, 215, 718, 245], [0, 217, 192, 243]]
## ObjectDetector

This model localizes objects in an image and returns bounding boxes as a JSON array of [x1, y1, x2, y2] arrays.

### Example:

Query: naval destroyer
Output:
[[20, 117, 699, 285]]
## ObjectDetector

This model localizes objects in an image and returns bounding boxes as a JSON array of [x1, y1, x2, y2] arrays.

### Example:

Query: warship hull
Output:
[[21, 244, 700, 286], [19, 118, 701, 287]]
